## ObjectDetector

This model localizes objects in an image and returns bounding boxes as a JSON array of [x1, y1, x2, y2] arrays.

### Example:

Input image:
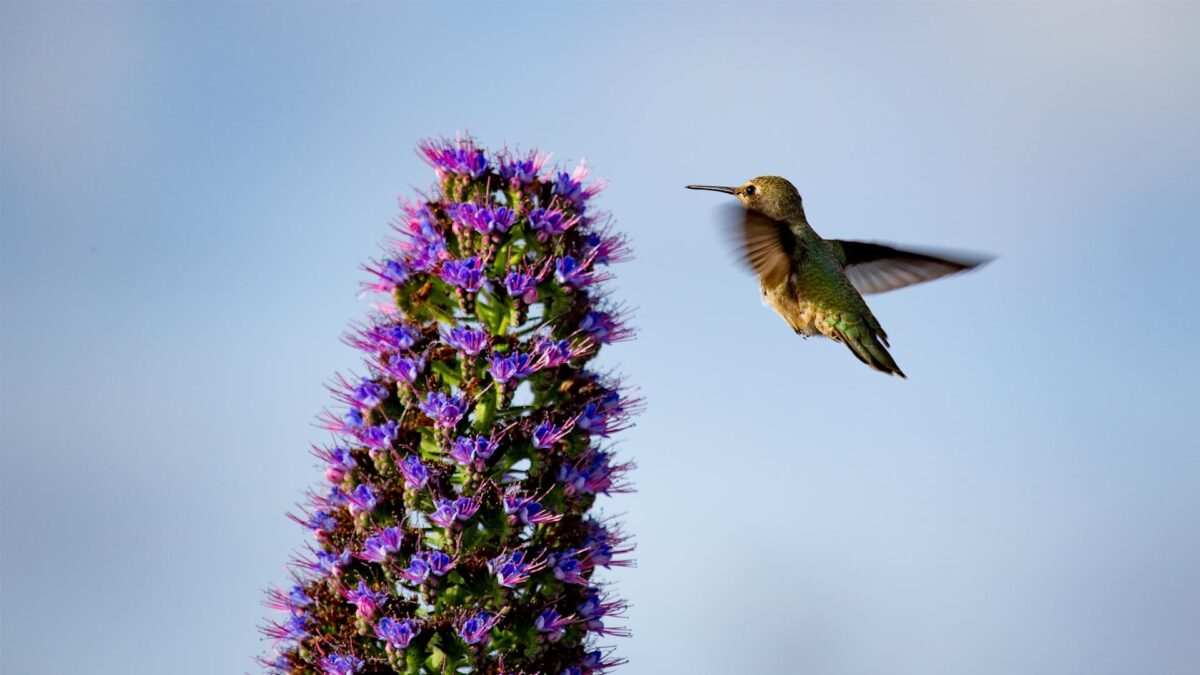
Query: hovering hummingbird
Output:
[[687, 176, 990, 378]]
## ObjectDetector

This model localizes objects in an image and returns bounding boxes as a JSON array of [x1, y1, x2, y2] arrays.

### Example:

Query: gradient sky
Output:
[[3, 3, 1198, 674]]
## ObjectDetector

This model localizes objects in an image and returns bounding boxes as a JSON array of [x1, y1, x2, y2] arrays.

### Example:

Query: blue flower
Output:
[[429, 499, 459, 528], [449, 435, 498, 469], [535, 608, 572, 642], [498, 149, 548, 184], [361, 420, 397, 453], [441, 326, 489, 355], [419, 137, 489, 178], [426, 550, 455, 576], [533, 337, 577, 367], [528, 207, 577, 239], [504, 269, 540, 303], [318, 653, 364, 675], [454, 496, 480, 521], [358, 526, 402, 562], [342, 579, 388, 620], [579, 310, 632, 344], [352, 377, 389, 408], [439, 257, 487, 292], [311, 548, 351, 578], [488, 351, 539, 383], [491, 550, 540, 588], [375, 616, 419, 651], [383, 354, 424, 384], [319, 446, 356, 484], [532, 420, 573, 449], [555, 256, 594, 287], [398, 555, 430, 583], [345, 484, 377, 514], [399, 455, 429, 490], [458, 610, 500, 645], [419, 392, 467, 428]]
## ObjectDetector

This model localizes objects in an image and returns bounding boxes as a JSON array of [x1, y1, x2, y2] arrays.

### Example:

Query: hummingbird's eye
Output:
[[743, 185, 757, 196]]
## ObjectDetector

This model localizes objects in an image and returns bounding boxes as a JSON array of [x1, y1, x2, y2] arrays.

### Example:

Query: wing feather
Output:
[[719, 204, 796, 288], [832, 240, 992, 294]]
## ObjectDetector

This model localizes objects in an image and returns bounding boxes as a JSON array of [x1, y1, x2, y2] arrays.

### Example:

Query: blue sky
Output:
[[3, 3, 1198, 674]]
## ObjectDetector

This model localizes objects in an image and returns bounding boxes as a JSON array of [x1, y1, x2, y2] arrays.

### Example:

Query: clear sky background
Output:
[[3, 3, 1198, 674]]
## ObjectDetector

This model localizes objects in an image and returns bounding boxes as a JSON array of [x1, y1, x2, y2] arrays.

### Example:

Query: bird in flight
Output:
[[688, 176, 990, 377]]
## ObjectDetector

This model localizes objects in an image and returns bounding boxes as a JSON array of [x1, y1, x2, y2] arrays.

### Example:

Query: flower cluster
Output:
[[261, 137, 635, 674]]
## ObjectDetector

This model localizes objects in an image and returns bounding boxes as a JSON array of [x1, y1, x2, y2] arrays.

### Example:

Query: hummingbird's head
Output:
[[687, 176, 804, 220]]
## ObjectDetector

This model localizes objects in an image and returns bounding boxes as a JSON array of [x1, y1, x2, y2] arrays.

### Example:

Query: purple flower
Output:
[[577, 392, 629, 437], [352, 377, 388, 409], [398, 556, 430, 583], [262, 613, 309, 644], [439, 257, 487, 292], [485, 207, 515, 234], [583, 519, 634, 568], [426, 550, 455, 576], [345, 484, 377, 515], [362, 258, 410, 294], [361, 420, 398, 453], [449, 435, 499, 470], [348, 322, 418, 353], [343, 579, 388, 620], [579, 310, 632, 344], [504, 269, 540, 303], [498, 149, 549, 184], [533, 337, 578, 368], [342, 408, 364, 430], [375, 617, 419, 651], [581, 648, 627, 671], [291, 508, 337, 537], [311, 548, 352, 578], [262, 585, 312, 617], [458, 610, 500, 645], [419, 392, 467, 428], [318, 446, 356, 484], [549, 551, 588, 585], [488, 351, 540, 383], [318, 653, 364, 675], [441, 326, 489, 355], [577, 588, 630, 637], [555, 256, 595, 288], [429, 499, 459, 528], [448, 203, 513, 235], [382, 354, 424, 384], [552, 160, 605, 206], [260, 651, 293, 673], [528, 207, 577, 240], [418, 137, 489, 178], [454, 496, 480, 521], [358, 526, 402, 563], [448, 203, 488, 234], [583, 231, 631, 265], [398, 455, 429, 490], [503, 490, 561, 525], [490, 550, 542, 588], [532, 420, 574, 449], [535, 608, 573, 642], [393, 201, 447, 272]]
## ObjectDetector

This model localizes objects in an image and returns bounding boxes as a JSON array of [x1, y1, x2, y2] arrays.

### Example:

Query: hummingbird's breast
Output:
[[761, 278, 825, 338]]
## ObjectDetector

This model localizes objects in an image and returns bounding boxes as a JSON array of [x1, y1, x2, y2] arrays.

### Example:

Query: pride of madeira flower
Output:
[[260, 137, 636, 674]]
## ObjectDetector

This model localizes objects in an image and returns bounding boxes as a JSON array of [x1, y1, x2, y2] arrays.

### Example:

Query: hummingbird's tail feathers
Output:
[[833, 326, 907, 379]]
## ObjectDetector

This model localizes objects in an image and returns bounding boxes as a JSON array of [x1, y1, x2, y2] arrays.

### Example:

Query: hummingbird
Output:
[[687, 176, 990, 378]]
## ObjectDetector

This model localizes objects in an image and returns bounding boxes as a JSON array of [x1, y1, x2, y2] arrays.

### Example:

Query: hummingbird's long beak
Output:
[[686, 184, 738, 195]]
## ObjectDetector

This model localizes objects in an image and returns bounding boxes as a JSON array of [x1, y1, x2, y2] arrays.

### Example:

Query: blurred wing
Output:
[[718, 203, 796, 287], [832, 240, 992, 294]]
